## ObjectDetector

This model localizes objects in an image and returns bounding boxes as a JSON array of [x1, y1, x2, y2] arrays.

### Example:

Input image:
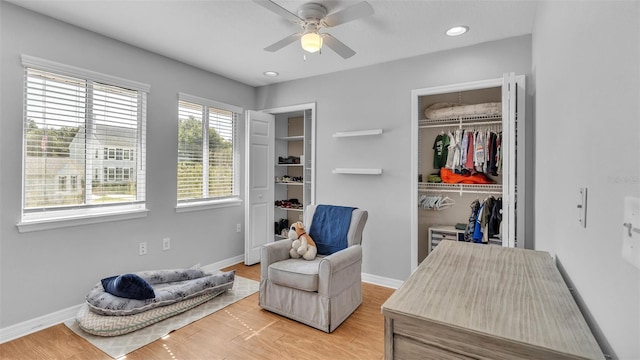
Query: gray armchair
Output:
[[259, 204, 368, 332]]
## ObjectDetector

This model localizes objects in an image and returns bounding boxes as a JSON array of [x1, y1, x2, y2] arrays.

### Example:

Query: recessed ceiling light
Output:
[[446, 25, 469, 37], [263, 71, 279, 77]]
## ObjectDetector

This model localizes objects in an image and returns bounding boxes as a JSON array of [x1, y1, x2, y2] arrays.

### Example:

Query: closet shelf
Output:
[[276, 164, 303, 167], [275, 182, 303, 186], [332, 168, 383, 175], [276, 135, 304, 141], [332, 129, 383, 138], [419, 114, 501, 128], [275, 206, 303, 212], [419, 182, 502, 195]]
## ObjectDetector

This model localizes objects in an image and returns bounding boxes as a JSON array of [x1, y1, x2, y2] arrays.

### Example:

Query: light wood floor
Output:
[[0, 263, 395, 360]]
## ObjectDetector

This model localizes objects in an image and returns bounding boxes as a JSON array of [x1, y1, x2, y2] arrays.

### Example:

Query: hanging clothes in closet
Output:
[[432, 132, 449, 169], [465, 196, 502, 243], [431, 128, 502, 177], [465, 199, 480, 242]]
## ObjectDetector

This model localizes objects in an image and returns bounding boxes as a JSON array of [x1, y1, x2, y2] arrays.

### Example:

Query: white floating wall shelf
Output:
[[332, 129, 383, 138], [332, 168, 383, 175]]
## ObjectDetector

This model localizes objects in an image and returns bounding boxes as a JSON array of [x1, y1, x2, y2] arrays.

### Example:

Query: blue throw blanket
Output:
[[309, 205, 356, 255]]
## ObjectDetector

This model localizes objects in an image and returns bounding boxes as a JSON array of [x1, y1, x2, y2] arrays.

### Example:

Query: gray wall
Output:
[[532, 1, 640, 358], [3, 1, 637, 357], [0, 2, 255, 328], [256, 35, 532, 281]]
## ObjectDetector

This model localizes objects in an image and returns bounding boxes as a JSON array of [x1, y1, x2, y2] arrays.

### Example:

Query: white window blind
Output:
[[21, 61, 148, 225], [177, 94, 240, 205]]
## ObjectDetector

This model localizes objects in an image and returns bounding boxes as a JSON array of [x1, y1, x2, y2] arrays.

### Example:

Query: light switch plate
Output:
[[622, 196, 640, 270], [578, 187, 587, 228]]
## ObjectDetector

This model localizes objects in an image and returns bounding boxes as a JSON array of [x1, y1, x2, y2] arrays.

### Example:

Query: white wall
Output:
[[0, 2, 255, 328], [256, 35, 532, 281], [533, 1, 640, 358]]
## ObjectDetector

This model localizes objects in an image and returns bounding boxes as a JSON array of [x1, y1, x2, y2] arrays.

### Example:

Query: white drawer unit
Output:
[[428, 225, 465, 252]]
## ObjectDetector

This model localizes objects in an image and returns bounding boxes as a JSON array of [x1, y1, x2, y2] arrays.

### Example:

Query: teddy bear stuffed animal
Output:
[[288, 221, 317, 260]]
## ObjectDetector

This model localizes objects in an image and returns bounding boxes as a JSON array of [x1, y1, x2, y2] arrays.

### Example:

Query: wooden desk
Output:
[[381, 241, 604, 359]]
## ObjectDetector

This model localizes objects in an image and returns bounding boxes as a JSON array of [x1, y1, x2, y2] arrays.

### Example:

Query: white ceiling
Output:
[[7, 0, 538, 87]]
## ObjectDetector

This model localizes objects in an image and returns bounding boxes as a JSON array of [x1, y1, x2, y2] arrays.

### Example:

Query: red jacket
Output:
[[439, 168, 495, 184]]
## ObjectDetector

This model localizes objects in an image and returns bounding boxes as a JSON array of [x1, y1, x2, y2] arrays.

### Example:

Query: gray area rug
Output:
[[65, 276, 259, 359]]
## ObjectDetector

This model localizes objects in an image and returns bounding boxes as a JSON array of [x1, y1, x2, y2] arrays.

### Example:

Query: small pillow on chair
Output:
[[101, 274, 155, 300]]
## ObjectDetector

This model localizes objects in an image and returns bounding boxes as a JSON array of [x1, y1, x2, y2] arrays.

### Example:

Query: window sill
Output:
[[176, 198, 242, 213], [17, 207, 149, 233]]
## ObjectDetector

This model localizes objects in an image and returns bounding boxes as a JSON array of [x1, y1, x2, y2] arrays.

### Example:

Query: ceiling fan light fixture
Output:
[[301, 32, 323, 53], [446, 25, 469, 37]]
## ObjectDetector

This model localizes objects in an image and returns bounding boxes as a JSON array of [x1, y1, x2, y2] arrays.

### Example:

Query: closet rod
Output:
[[419, 120, 502, 129], [419, 188, 502, 196]]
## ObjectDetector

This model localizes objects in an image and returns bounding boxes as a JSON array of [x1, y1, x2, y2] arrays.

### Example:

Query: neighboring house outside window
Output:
[[176, 93, 241, 210], [19, 55, 150, 231]]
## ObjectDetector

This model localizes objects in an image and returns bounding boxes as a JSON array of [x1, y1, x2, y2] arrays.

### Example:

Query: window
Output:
[[70, 175, 77, 191], [177, 93, 241, 208], [58, 176, 67, 191], [19, 55, 149, 230], [107, 167, 116, 181]]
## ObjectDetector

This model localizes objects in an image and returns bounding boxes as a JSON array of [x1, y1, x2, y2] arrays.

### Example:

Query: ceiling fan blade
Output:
[[322, 33, 356, 59], [253, 0, 302, 23], [323, 1, 374, 27], [264, 33, 303, 52]]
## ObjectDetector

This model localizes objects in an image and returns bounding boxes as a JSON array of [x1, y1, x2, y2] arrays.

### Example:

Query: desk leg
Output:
[[384, 317, 394, 359]]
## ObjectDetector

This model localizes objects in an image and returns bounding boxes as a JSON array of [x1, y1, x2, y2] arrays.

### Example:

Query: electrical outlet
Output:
[[162, 237, 171, 251], [236, 224, 241, 233], [139, 242, 147, 256]]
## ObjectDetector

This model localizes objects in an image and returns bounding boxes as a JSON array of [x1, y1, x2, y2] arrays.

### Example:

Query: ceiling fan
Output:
[[253, 0, 374, 59]]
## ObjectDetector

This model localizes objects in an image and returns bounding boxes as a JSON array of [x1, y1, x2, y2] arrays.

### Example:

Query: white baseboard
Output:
[[1, 255, 398, 344], [362, 272, 403, 289], [201, 254, 245, 273], [0, 303, 83, 344], [0, 254, 246, 344], [200, 256, 403, 290]]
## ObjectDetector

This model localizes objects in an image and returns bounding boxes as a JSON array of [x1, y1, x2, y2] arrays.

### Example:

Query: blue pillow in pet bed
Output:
[[101, 273, 156, 300]]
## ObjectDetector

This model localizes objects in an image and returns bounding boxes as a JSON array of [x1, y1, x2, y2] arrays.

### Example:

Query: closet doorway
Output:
[[410, 74, 526, 270], [244, 103, 316, 265]]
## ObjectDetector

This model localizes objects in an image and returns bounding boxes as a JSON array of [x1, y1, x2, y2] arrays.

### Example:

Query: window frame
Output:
[[176, 93, 242, 212], [17, 55, 150, 232]]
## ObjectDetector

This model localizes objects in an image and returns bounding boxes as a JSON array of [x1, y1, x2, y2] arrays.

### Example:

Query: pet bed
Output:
[[86, 268, 235, 316], [76, 292, 219, 336], [75, 268, 235, 336], [424, 102, 502, 120]]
